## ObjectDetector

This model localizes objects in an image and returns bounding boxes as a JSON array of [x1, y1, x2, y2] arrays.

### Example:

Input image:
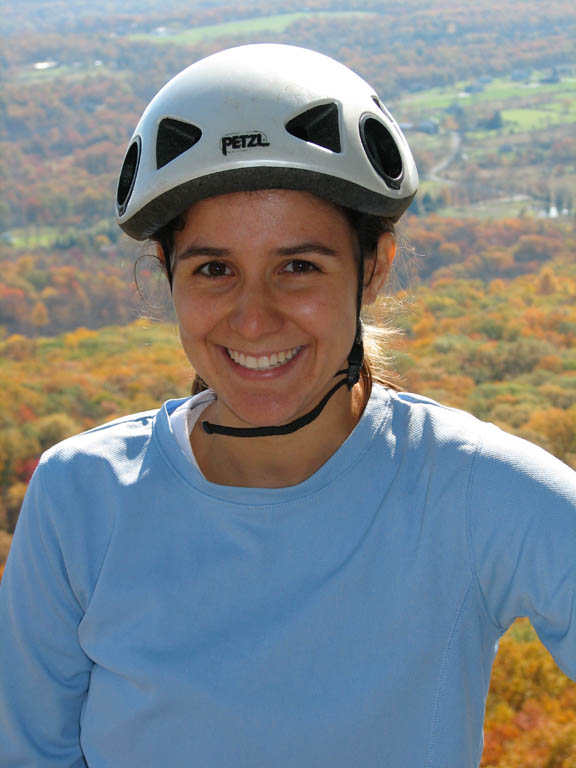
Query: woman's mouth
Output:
[[226, 345, 303, 370]]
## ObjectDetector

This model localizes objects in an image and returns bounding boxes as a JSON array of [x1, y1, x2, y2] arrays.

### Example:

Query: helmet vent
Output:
[[371, 95, 394, 124], [360, 117, 403, 189], [285, 103, 341, 153], [156, 118, 202, 169], [117, 137, 141, 214]]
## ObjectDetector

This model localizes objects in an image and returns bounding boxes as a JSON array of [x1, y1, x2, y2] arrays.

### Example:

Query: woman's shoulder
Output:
[[380, 386, 492, 454], [40, 407, 160, 467], [34, 396, 198, 490], [379, 386, 575, 488], [35, 399, 187, 484], [385, 387, 484, 427]]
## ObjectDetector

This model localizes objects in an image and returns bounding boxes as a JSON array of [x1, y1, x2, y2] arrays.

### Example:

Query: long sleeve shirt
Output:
[[1, 385, 575, 767]]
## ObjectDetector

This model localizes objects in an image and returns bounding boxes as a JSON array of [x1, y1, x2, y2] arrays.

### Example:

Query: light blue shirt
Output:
[[1, 385, 575, 767]]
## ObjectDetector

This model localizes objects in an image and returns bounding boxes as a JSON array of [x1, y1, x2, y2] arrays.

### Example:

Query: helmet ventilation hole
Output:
[[360, 117, 403, 189], [117, 137, 141, 214], [285, 103, 341, 153], [371, 95, 394, 123], [156, 118, 202, 169]]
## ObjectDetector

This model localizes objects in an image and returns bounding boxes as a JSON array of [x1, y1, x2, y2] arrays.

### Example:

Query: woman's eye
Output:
[[196, 261, 231, 277], [283, 259, 318, 274]]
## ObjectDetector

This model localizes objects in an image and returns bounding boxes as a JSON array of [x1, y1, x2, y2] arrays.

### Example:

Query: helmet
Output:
[[116, 44, 418, 240]]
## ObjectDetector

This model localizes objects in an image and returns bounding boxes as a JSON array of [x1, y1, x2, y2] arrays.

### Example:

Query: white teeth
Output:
[[227, 346, 301, 370]]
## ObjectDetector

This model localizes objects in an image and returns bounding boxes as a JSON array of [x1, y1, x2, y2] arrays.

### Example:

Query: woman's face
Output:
[[171, 189, 391, 431]]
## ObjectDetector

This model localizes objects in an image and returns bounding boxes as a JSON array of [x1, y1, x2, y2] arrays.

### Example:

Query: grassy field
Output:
[[8, 227, 64, 248], [8, 219, 116, 249], [15, 63, 120, 82], [397, 76, 576, 119], [438, 197, 552, 219], [501, 106, 576, 130], [129, 11, 376, 46]]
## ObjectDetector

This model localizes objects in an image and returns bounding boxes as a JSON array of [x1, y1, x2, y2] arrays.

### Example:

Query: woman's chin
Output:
[[209, 393, 311, 432]]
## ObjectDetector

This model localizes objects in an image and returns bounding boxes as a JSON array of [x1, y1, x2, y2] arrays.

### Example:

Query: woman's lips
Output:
[[218, 344, 305, 376], [226, 345, 303, 370]]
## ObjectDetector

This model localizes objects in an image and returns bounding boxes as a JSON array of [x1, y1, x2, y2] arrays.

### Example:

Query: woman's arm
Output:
[[468, 428, 576, 679], [0, 465, 93, 767]]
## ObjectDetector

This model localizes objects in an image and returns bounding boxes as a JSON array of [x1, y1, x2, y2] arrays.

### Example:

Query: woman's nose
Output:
[[227, 283, 284, 339]]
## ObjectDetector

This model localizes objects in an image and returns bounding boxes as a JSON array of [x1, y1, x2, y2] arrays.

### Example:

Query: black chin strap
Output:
[[162, 234, 175, 288], [201, 342, 362, 438], [202, 374, 347, 437]]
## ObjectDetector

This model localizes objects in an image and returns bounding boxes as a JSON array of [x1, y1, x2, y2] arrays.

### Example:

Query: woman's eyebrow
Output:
[[176, 242, 339, 260], [176, 245, 230, 260], [275, 242, 338, 257]]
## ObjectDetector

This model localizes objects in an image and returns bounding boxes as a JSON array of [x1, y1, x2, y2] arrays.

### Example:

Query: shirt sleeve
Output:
[[468, 427, 576, 680], [0, 463, 92, 767]]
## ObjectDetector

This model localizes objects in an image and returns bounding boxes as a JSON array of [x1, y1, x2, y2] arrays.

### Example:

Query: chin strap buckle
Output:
[[346, 335, 363, 390]]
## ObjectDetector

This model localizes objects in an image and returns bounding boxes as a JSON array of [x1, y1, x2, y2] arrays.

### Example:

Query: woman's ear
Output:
[[155, 242, 166, 265], [362, 232, 396, 305], [155, 242, 172, 281]]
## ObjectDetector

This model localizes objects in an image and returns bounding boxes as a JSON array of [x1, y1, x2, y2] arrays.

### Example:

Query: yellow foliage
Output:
[[527, 408, 576, 460], [6, 483, 27, 519], [0, 530, 12, 568], [1, 334, 36, 360], [536, 268, 558, 296], [413, 313, 436, 339], [63, 327, 98, 347], [537, 354, 563, 372], [31, 300, 49, 328]]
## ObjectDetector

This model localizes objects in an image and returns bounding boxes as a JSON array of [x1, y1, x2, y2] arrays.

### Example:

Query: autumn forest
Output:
[[1, 0, 576, 763]]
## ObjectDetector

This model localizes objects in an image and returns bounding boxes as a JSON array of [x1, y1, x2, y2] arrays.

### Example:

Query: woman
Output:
[[1, 44, 575, 768]]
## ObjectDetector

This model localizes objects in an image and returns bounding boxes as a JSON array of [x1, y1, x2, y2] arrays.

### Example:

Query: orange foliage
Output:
[[482, 620, 576, 767]]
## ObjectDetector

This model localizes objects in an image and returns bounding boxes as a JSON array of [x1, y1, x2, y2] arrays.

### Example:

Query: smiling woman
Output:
[[153, 193, 399, 403], [166, 189, 394, 485], [1, 44, 575, 768]]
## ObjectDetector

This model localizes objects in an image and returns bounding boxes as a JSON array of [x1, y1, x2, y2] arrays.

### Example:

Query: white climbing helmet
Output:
[[116, 43, 418, 240]]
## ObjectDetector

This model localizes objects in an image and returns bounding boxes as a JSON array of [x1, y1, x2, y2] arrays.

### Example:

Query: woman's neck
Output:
[[190, 382, 368, 488]]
